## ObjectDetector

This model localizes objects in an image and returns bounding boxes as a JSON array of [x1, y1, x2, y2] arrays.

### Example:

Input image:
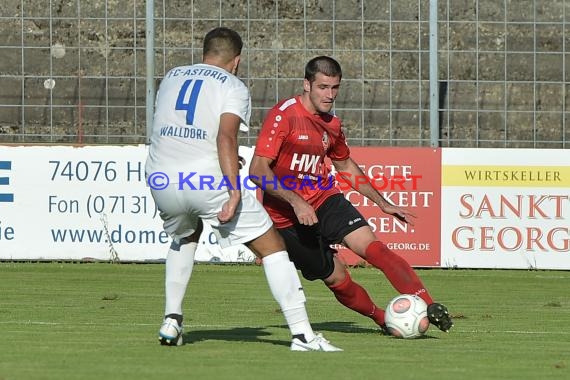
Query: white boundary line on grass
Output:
[[1, 321, 570, 335], [0, 321, 254, 329]]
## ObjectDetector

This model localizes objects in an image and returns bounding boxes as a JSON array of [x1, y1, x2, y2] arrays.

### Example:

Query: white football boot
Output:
[[290, 333, 343, 352], [159, 317, 183, 346]]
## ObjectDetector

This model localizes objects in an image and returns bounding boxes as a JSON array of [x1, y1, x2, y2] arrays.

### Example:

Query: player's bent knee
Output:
[[246, 227, 286, 257], [179, 231, 200, 245], [324, 266, 349, 287]]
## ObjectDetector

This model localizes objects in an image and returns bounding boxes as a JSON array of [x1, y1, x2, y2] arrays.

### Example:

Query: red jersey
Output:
[[254, 96, 350, 228]]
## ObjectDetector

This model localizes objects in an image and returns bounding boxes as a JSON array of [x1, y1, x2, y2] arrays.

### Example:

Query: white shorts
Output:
[[150, 185, 273, 248]]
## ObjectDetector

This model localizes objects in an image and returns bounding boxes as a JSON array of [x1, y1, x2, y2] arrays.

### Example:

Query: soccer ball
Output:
[[385, 294, 430, 339]]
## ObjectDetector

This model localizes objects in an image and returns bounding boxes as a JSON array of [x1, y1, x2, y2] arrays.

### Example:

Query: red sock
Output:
[[328, 271, 385, 326], [364, 241, 434, 305]]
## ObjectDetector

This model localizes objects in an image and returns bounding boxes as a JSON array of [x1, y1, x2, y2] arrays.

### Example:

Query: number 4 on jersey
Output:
[[175, 79, 203, 125]]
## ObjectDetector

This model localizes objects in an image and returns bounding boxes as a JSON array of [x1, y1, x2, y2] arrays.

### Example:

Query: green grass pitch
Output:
[[0, 263, 568, 380]]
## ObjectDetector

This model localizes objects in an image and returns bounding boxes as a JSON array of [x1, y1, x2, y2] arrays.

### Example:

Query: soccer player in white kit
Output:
[[145, 27, 341, 351]]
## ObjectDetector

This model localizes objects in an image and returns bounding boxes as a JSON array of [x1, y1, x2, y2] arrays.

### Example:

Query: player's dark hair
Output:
[[203, 27, 243, 59], [304, 56, 342, 82]]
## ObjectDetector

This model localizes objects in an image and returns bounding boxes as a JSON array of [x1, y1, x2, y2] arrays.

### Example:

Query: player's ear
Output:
[[303, 78, 311, 92], [232, 55, 241, 75]]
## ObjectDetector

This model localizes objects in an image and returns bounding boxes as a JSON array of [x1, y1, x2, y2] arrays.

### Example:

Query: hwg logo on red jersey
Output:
[[289, 153, 321, 173]]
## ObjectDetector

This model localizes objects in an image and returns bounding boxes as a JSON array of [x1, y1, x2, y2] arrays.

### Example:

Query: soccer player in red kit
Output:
[[249, 56, 453, 334]]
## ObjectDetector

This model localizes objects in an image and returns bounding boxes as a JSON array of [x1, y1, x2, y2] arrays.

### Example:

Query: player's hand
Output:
[[292, 199, 318, 226], [382, 204, 416, 226], [218, 192, 241, 223]]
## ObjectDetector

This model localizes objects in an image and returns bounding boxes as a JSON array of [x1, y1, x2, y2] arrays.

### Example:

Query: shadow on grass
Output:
[[182, 322, 439, 346], [310, 321, 379, 334], [182, 327, 290, 347], [180, 322, 377, 348], [313, 321, 440, 339], [273, 321, 440, 339]]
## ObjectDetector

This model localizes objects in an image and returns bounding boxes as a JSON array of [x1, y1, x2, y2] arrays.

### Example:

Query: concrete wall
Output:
[[0, 0, 568, 147]]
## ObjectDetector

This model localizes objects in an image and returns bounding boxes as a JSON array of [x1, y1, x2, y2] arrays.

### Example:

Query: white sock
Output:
[[164, 241, 197, 318], [262, 251, 315, 341]]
